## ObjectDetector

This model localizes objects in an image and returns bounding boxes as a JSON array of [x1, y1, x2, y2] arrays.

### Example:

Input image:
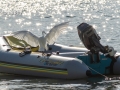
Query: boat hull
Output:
[[0, 50, 90, 79]]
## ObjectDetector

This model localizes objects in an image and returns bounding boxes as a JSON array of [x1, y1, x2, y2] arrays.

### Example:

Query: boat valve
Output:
[[86, 70, 92, 76]]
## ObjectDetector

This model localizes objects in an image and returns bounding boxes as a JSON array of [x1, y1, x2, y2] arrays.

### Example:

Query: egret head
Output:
[[42, 31, 46, 37]]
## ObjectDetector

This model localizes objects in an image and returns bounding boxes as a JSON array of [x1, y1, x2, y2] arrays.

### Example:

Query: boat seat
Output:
[[3, 35, 39, 52]]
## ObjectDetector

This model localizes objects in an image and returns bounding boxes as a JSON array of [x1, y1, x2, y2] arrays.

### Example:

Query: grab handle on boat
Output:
[[6, 49, 11, 52], [19, 47, 31, 57], [19, 52, 25, 57]]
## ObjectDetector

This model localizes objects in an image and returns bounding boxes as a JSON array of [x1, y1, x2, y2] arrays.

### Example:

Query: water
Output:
[[0, 0, 120, 89], [1, 75, 120, 90]]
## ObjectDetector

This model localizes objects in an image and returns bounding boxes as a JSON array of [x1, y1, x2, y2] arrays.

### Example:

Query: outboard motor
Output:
[[77, 23, 117, 74], [77, 23, 116, 56], [77, 23, 99, 50]]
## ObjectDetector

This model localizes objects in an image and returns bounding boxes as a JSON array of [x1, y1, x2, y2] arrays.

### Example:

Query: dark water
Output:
[[1, 74, 120, 90], [0, 0, 120, 89]]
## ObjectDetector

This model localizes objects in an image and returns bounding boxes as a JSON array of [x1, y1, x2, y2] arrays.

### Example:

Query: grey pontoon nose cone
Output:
[[86, 70, 92, 76]]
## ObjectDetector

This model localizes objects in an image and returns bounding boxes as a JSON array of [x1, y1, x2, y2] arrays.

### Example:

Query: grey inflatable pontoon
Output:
[[0, 36, 91, 79]]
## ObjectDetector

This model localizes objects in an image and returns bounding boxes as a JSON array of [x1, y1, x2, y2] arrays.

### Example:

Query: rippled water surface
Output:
[[0, 0, 120, 89], [1, 74, 120, 90]]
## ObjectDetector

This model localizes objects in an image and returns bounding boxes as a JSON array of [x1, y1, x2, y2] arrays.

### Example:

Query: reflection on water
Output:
[[0, 0, 120, 89], [0, 74, 120, 90]]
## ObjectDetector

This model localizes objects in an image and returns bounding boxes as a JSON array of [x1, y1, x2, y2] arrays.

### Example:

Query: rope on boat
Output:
[[88, 65, 120, 80], [87, 65, 109, 79]]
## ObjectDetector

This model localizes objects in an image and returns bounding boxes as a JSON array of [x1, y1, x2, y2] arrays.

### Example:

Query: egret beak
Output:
[[42, 31, 46, 36]]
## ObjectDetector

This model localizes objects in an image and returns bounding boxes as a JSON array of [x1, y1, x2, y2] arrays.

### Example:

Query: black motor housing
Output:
[[77, 23, 105, 53]]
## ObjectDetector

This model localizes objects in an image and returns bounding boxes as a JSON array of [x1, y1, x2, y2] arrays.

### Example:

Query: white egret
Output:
[[11, 22, 69, 51]]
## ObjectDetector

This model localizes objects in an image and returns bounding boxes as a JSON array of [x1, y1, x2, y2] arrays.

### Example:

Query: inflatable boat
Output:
[[0, 34, 90, 79], [0, 22, 120, 79]]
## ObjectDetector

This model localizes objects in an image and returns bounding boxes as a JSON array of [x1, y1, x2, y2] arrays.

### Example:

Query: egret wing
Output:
[[45, 22, 69, 45], [12, 31, 39, 47]]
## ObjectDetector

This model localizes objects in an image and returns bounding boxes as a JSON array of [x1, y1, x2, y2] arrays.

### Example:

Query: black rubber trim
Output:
[[86, 70, 92, 76]]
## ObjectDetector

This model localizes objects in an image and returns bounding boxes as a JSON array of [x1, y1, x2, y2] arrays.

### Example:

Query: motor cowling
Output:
[[77, 23, 101, 52]]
